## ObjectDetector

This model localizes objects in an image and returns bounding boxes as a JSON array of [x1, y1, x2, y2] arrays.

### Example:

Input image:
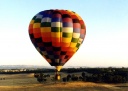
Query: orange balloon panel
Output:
[[28, 9, 86, 66]]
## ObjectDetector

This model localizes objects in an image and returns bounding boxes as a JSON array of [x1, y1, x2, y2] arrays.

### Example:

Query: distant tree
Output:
[[71, 74, 78, 81], [37, 76, 47, 83], [37, 77, 43, 83], [79, 76, 83, 81], [82, 72, 85, 77], [62, 77, 67, 82], [34, 73, 39, 78], [113, 75, 126, 83], [67, 74, 71, 81], [40, 73, 44, 78]]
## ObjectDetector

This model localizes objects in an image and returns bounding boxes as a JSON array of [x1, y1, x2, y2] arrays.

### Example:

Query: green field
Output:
[[0, 73, 128, 91]]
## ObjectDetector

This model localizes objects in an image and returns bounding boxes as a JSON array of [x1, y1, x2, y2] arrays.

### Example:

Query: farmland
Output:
[[0, 73, 128, 91]]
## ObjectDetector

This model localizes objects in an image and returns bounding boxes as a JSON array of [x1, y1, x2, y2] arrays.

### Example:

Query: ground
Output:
[[0, 73, 128, 91]]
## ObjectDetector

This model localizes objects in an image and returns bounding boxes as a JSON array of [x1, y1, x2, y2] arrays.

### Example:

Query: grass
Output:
[[0, 73, 128, 91]]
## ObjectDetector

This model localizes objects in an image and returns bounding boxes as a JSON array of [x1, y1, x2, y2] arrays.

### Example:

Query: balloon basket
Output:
[[55, 71, 61, 80]]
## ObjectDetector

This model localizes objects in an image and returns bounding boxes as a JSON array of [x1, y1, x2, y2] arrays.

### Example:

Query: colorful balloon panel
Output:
[[29, 9, 86, 66]]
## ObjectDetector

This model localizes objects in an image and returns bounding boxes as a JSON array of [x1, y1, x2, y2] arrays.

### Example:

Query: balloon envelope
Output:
[[28, 9, 86, 69]]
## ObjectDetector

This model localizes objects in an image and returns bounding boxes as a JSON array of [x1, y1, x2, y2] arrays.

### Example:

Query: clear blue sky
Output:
[[0, 0, 128, 67]]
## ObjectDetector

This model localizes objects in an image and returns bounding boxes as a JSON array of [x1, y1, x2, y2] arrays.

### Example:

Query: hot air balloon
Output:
[[28, 9, 86, 80]]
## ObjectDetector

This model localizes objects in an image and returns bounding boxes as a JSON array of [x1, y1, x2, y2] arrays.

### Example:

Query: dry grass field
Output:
[[0, 73, 128, 91]]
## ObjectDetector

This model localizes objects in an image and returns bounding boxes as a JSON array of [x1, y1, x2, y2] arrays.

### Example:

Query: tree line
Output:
[[33, 67, 128, 83], [0, 67, 128, 83]]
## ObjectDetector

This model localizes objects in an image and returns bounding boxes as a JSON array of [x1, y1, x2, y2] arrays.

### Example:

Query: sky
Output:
[[0, 0, 128, 67]]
